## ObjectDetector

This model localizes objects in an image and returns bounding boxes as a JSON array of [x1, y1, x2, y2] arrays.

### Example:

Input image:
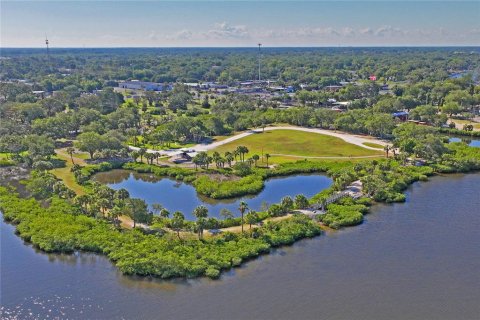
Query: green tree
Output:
[[193, 205, 209, 239], [294, 194, 309, 209], [66, 147, 75, 164], [238, 201, 248, 233], [265, 153, 271, 167], [75, 132, 102, 159], [171, 211, 185, 241], [126, 198, 151, 228], [245, 210, 260, 235], [252, 154, 260, 167], [220, 208, 234, 220], [281, 196, 294, 212]]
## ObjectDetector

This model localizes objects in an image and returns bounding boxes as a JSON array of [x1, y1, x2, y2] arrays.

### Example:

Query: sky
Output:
[[1, 1, 479, 47]]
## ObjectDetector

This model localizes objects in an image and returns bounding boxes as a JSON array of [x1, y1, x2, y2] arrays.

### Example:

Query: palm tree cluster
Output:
[[191, 145, 267, 171], [130, 148, 162, 165], [73, 183, 151, 228]]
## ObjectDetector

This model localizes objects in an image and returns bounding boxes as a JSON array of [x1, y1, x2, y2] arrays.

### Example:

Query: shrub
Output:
[[318, 204, 366, 229]]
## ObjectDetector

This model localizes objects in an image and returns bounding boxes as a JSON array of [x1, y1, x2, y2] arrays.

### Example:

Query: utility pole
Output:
[[257, 43, 262, 82], [45, 34, 50, 59]]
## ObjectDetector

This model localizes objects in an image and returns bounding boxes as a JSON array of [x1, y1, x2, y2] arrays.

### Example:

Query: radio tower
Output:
[[45, 34, 50, 58], [257, 43, 262, 82]]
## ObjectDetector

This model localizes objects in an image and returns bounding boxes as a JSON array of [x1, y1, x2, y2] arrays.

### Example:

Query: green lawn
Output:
[[50, 151, 87, 195], [362, 142, 384, 149], [449, 119, 480, 131], [212, 130, 383, 163]]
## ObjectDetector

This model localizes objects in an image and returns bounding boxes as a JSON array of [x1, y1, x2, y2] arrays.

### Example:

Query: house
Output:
[[32, 90, 46, 99], [118, 80, 172, 91], [171, 151, 193, 164], [325, 85, 343, 92], [392, 111, 409, 122]]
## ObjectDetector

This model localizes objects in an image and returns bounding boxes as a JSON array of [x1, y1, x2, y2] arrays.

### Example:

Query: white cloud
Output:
[[158, 23, 478, 46], [205, 22, 250, 39], [166, 29, 193, 40], [374, 25, 406, 37]]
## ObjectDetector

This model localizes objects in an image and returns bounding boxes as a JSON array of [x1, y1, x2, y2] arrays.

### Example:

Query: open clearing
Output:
[[362, 142, 384, 149], [50, 149, 87, 195], [211, 129, 384, 162], [448, 118, 480, 131]]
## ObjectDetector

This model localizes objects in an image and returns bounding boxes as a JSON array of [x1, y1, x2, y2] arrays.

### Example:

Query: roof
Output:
[[393, 111, 409, 117]]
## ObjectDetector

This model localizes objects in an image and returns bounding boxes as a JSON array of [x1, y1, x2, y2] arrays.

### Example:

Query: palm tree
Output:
[[212, 151, 222, 168], [245, 210, 259, 235], [235, 146, 249, 162], [171, 211, 185, 241], [192, 154, 202, 170], [252, 154, 260, 167], [246, 158, 254, 167], [384, 145, 391, 158], [144, 153, 154, 164], [220, 208, 234, 220], [66, 147, 75, 164], [160, 208, 170, 219], [109, 206, 122, 227], [131, 151, 140, 162], [152, 203, 163, 216], [241, 146, 249, 161], [238, 201, 248, 233], [138, 148, 147, 162], [224, 151, 234, 167], [265, 153, 271, 167], [74, 194, 90, 215], [193, 205, 209, 239]]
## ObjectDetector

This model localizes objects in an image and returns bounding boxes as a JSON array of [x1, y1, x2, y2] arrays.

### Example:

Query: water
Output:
[[93, 170, 332, 220], [2, 173, 480, 319], [449, 137, 480, 147]]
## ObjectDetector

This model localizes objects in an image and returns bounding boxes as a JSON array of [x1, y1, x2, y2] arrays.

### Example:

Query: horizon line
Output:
[[2, 45, 480, 49]]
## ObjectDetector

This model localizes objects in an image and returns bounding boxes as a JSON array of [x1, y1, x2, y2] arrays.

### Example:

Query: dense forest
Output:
[[2, 47, 479, 89]]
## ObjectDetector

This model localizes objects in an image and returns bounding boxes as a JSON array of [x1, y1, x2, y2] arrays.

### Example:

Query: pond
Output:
[[449, 137, 480, 147], [93, 170, 333, 220]]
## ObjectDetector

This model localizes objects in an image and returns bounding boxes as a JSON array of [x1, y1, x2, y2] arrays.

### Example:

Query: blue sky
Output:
[[1, 1, 479, 47]]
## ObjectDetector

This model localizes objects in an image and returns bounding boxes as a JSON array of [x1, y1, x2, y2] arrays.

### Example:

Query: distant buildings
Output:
[[118, 80, 172, 91]]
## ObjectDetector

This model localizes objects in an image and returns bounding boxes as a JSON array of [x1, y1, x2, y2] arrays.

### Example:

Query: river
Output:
[[1, 173, 480, 319]]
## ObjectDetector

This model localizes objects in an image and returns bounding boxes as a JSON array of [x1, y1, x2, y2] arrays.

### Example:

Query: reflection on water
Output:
[[93, 170, 333, 220], [2, 173, 480, 320], [449, 136, 480, 147]]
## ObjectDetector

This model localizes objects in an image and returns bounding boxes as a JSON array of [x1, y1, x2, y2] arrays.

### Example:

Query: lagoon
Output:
[[93, 170, 332, 220], [449, 137, 480, 147]]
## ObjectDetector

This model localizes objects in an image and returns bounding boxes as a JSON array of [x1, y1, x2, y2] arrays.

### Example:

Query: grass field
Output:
[[362, 142, 384, 149], [211, 130, 383, 164], [50, 149, 87, 195], [449, 119, 480, 131]]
